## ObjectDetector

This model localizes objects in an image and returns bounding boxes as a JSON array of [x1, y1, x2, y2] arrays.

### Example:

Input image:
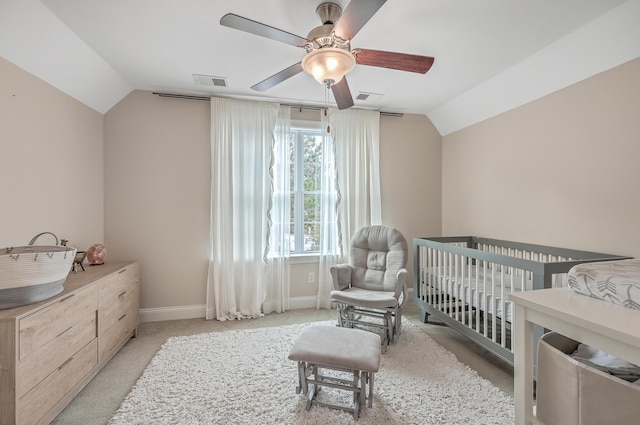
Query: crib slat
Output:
[[491, 263, 496, 343], [422, 247, 426, 299], [483, 262, 488, 339], [500, 263, 505, 345], [454, 254, 460, 321], [461, 254, 467, 326]]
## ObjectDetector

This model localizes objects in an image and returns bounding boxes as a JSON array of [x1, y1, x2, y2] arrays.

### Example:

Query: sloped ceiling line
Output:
[[1, 0, 638, 134]]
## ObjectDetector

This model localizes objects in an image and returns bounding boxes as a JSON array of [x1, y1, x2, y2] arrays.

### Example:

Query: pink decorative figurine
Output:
[[86, 243, 107, 265]]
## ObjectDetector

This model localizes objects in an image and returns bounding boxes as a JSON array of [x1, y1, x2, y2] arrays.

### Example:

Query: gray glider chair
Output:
[[329, 225, 409, 351]]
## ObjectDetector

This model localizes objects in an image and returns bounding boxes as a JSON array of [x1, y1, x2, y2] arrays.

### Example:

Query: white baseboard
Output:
[[139, 305, 206, 322], [288, 295, 318, 310], [140, 290, 412, 323], [139, 295, 322, 322]]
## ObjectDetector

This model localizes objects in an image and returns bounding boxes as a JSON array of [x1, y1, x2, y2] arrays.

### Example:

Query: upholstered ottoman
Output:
[[288, 326, 381, 420]]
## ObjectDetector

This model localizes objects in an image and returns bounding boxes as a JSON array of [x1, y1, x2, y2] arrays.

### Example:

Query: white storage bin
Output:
[[536, 332, 640, 425]]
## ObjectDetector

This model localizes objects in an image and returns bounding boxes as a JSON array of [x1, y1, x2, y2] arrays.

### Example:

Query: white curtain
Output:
[[331, 108, 382, 242], [316, 108, 382, 308], [264, 106, 291, 314], [206, 97, 279, 320], [317, 108, 340, 309]]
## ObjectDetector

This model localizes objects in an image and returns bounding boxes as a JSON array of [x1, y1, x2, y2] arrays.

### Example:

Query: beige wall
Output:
[[104, 91, 211, 310], [104, 93, 442, 311], [380, 113, 442, 279], [442, 58, 640, 258], [0, 57, 104, 250]]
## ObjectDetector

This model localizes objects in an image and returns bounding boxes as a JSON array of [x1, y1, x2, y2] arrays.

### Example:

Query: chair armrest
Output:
[[330, 264, 353, 291], [395, 268, 409, 306]]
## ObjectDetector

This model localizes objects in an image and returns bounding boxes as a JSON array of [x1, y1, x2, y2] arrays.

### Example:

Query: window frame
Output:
[[289, 120, 323, 256]]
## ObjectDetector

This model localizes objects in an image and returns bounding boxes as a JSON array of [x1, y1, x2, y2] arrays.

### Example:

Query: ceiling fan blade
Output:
[[333, 0, 387, 40], [251, 62, 304, 92], [331, 77, 354, 110], [220, 13, 308, 48], [355, 49, 435, 74]]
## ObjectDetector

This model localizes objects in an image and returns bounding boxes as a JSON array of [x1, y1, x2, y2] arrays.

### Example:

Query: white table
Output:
[[509, 288, 640, 425]]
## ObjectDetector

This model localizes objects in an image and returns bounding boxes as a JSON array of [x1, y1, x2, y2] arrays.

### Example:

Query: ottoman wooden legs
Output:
[[294, 362, 371, 419]]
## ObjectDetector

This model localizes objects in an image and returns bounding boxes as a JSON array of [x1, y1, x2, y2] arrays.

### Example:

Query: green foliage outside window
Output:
[[289, 127, 323, 253]]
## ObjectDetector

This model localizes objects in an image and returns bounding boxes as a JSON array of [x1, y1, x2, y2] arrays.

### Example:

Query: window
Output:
[[289, 123, 323, 254]]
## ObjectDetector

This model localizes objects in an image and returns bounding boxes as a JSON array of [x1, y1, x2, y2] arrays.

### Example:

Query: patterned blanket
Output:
[[568, 258, 640, 310]]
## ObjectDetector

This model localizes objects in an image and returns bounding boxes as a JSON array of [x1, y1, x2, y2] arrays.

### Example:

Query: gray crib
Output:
[[412, 236, 629, 366]]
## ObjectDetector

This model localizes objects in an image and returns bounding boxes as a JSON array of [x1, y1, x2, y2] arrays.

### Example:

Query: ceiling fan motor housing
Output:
[[308, 2, 354, 53], [308, 2, 351, 50], [307, 25, 342, 49], [316, 2, 341, 25]]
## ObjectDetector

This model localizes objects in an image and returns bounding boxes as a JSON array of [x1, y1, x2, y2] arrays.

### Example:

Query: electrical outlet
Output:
[[308, 272, 315, 283]]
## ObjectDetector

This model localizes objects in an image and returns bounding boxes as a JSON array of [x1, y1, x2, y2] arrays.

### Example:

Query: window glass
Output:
[[290, 125, 323, 253]]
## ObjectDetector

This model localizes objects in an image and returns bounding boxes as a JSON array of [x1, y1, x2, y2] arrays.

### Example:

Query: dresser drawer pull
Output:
[[118, 313, 127, 321], [60, 294, 76, 302], [118, 268, 127, 274], [58, 357, 74, 370], [56, 326, 73, 338], [118, 291, 127, 298]]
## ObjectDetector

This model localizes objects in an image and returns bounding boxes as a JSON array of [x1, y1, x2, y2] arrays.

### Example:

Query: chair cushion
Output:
[[330, 287, 398, 309], [349, 225, 407, 292], [366, 251, 387, 271], [288, 326, 381, 372]]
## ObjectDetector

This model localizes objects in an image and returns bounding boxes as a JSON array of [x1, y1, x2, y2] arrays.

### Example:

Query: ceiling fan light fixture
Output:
[[301, 47, 355, 86]]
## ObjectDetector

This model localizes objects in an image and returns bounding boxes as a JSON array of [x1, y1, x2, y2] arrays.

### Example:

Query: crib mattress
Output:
[[425, 266, 530, 322], [568, 258, 640, 311]]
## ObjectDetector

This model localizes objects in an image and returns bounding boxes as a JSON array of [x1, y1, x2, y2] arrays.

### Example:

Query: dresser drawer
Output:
[[99, 301, 138, 361], [99, 264, 138, 304], [19, 285, 98, 360], [17, 311, 96, 398], [100, 278, 139, 332], [17, 339, 97, 425], [99, 264, 139, 330]]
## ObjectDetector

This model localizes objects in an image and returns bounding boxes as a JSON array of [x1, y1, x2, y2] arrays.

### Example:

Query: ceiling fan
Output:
[[220, 0, 434, 110]]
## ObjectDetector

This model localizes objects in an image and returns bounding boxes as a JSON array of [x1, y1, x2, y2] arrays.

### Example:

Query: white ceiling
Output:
[[1, 0, 639, 135]]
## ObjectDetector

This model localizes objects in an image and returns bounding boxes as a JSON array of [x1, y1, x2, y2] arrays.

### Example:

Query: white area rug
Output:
[[109, 320, 514, 424]]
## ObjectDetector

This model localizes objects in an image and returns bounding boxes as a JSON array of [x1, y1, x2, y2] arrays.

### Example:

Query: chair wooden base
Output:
[[335, 303, 401, 353]]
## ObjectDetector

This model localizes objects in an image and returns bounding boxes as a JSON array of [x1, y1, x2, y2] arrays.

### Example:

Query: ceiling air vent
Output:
[[193, 74, 228, 87], [355, 92, 383, 102]]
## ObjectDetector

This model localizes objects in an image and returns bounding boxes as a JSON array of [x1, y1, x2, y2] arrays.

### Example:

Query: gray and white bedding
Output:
[[571, 343, 640, 384], [568, 258, 640, 311], [425, 266, 531, 322]]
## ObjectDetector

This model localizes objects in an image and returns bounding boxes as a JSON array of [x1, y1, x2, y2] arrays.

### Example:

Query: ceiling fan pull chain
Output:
[[324, 86, 331, 133]]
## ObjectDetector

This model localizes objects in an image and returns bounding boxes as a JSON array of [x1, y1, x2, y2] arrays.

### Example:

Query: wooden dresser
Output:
[[0, 261, 139, 425]]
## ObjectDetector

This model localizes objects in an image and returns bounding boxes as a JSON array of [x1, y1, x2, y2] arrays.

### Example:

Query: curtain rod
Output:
[[152, 92, 404, 118]]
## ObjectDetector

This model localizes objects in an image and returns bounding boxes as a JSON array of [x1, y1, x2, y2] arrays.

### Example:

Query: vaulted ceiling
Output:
[[1, 0, 639, 135]]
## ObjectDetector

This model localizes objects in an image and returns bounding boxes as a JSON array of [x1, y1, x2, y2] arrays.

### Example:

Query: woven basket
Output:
[[0, 246, 77, 309]]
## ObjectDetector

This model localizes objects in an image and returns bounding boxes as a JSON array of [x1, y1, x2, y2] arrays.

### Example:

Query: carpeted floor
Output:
[[51, 303, 514, 424]]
